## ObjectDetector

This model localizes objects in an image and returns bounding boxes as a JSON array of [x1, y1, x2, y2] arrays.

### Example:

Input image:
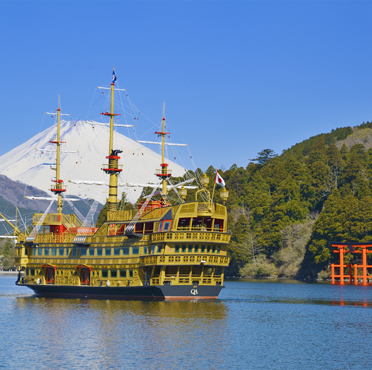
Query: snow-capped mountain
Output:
[[0, 120, 187, 204]]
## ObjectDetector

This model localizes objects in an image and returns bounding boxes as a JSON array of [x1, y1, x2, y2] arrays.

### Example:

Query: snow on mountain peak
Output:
[[0, 120, 187, 204]]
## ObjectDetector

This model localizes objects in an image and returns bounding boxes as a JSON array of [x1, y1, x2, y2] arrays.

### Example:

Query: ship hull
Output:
[[17, 283, 224, 300]]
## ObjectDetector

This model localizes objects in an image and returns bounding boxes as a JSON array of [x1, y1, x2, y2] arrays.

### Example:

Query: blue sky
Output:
[[1, 1, 372, 172]]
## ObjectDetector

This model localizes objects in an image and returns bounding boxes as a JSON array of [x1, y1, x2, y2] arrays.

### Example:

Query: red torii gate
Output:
[[331, 242, 372, 285]]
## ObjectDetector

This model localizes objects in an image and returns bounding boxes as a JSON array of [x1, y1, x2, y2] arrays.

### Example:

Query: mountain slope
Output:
[[0, 120, 187, 204]]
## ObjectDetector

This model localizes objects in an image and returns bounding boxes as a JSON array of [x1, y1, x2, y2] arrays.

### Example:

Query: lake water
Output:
[[1, 276, 372, 369]]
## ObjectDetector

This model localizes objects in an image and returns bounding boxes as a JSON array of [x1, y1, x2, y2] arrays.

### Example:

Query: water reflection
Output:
[[13, 297, 228, 368]]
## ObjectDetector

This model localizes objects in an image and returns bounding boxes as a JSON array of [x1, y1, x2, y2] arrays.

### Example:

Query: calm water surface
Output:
[[1, 276, 372, 369]]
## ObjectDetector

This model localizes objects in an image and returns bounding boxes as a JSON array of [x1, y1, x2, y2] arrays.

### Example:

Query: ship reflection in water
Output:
[[13, 296, 228, 369], [5, 278, 372, 369]]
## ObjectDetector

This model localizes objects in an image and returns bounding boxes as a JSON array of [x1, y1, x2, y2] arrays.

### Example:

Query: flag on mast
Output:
[[215, 169, 225, 187], [112, 69, 117, 84]]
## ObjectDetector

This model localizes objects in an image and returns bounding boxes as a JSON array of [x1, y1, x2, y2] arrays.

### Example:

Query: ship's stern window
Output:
[[188, 245, 193, 253], [175, 245, 180, 253], [201, 245, 205, 253], [34, 248, 39, 256], [129, 270, 133, 278], [217, 246, 221, 253], [207, 246, 211, 253], [212, 246, 216, 253], [30, 269, 35, 276], [123, 247, 129, 255], [97, 248, 103, 256], [143, 247, 148, 254], [158, 245, 163, 254], [51, 248, 56, 256], [114, 248, 120, 256], [110, 270, 117, 278], [120, 270, 127, 278], [132, 247, 139, 255], [80, 249, 87, 256], [102, 270, 108, 278], [105, 248, 111, 256], [194, 245, 199, 253], [182, 245, 187, 253], [89, 249, 95, 256], [59, 248, 64, 256], [44, 248, 50, 256], [72, 248, 77, 257]]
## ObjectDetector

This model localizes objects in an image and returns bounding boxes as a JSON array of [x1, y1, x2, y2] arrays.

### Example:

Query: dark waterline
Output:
[[1, 276, 372, 369]]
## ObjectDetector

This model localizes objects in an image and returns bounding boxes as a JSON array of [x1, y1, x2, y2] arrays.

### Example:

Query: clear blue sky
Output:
[[1, 1, 372, 172]]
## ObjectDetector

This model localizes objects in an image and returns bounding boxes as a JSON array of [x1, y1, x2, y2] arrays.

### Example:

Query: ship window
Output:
[[145, 222, 154, 234], [89, 249, 95, 256], [212, 246, 216, 253], [132, 247, 139, 255], [30, 269, 35, 276], [165, 266, 178, 276], [163, 221, 171, 232], [81, 249, 87, 256], [114, 248, 120, 256], [182, 245, 187, 253], [122, 247, 129, 255], [102, 270, 108, 278], [201, 245, 205, 253], [120, 270, 127, 278], [51, 248, 56, 256], [178, 218, 190, 230], [72, 248, 77, 257], [129, 269, 133, 278], [66, 249, 69, 256], [26, 268, 29, 276], [158, 222, 163, 232], [35, 248, 39, 256], [188, 245, 193, 253], [207, 246, 211, 253], [214, 219, 224, 231], [105, 248, 111, 256], [25, 249, 28, 256], [97, 248, 103, 256], [143, 247, 148, 254], [59, 248, 64, 256], [158, 245, 163, 254], [175, 245, 180, 253], [151, 245, 156, 254], [195, 245, 199, 253], [110, 270, 117, 278], [217, 246, 220, 253], [192, 266, 202, 276], [44, 248, 49, 256], [192, 217, 202, 230]]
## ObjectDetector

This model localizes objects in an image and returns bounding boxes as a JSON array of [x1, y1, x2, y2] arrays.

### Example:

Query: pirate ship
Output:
[[13, 71, 231, 299]]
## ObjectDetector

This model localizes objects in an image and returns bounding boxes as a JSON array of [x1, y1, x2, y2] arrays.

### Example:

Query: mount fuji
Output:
[[0, 120, 187, 205]]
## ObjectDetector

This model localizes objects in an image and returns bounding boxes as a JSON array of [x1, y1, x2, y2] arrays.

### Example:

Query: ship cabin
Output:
[[15, 200, 231, 289]]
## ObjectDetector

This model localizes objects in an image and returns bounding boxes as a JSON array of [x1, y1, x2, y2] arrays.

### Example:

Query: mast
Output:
[[156, 101, 171, 205], [102, 68, 123, 212], [49, 94, 67, 217]]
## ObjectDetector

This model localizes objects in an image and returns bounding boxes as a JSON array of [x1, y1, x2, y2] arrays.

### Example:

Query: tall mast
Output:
[[49, 94, 67, 216], [102, 68, 122, 212], [155, 101, 171, 205]]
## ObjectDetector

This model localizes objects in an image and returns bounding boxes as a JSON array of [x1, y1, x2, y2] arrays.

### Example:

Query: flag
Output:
[[215, 170, 225, 188], [112, 69, 117, 84]]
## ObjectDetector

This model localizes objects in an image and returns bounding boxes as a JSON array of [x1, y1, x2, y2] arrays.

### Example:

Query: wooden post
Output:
[[331, 263, 335, 284], [354, 263, 358, 285], [362, 246, 367, 285], [340, 247, 344, 285], [349, 264, 353, 284]]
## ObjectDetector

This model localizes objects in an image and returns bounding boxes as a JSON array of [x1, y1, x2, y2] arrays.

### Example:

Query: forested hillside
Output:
[[218, 122, 372, 279], [94, 122, 372, 280]]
